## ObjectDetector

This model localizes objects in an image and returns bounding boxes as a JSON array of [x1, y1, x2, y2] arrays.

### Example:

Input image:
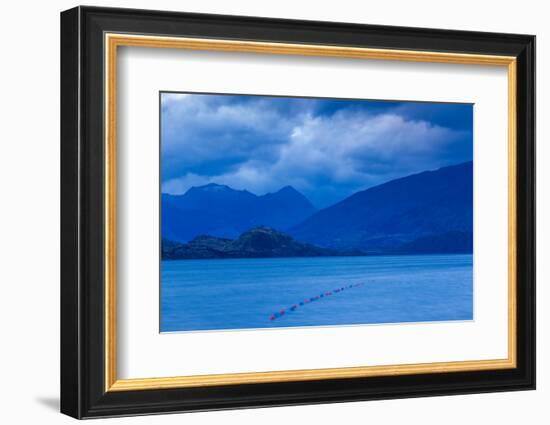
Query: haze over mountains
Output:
[[162, 161, 473, 257]]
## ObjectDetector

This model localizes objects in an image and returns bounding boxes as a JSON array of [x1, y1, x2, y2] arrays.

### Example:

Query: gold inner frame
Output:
[[104, 33, 518, 392]]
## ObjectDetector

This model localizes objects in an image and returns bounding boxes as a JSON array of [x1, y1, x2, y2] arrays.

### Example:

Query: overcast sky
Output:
[[160, 92, 472, 208]]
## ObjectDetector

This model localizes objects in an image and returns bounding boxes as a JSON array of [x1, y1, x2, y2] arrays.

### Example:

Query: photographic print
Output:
[[160, 92, 474, 332]]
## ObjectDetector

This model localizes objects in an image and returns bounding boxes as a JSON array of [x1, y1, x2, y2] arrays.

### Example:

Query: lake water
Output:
[[160, 254, 473, 332]]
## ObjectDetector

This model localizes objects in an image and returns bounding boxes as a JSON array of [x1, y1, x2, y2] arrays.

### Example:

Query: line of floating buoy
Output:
[[269, 282, 365, 321]]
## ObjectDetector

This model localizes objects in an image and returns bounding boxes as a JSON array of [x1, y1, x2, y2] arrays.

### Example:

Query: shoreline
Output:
[[161, 252, 474, 261]]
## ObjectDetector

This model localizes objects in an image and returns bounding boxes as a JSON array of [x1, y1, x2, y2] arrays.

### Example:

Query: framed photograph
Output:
[[60, 6, 535, 419]]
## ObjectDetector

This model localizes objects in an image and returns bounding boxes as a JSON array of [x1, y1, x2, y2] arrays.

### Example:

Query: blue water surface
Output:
[[160, 254, 473, 332]]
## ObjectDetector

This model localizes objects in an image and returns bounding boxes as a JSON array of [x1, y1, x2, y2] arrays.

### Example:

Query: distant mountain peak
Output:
[[276, 185, 299, 194], [266, 185, 313, 203], [190, 183, 231, 193], [188, 183, 308, 198]]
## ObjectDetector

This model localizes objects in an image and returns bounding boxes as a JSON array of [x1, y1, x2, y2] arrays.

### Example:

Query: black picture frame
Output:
[[61, 5, 535, 419]]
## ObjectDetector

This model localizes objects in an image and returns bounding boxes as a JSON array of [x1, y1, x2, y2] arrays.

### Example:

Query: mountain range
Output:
[[162, 161, 473, 256], [291, 161, 472, 254], [162, 184, 316, 242]]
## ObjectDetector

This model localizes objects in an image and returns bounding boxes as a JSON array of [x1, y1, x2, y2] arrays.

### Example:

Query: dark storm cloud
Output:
[[161, 92, 472, 207]]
